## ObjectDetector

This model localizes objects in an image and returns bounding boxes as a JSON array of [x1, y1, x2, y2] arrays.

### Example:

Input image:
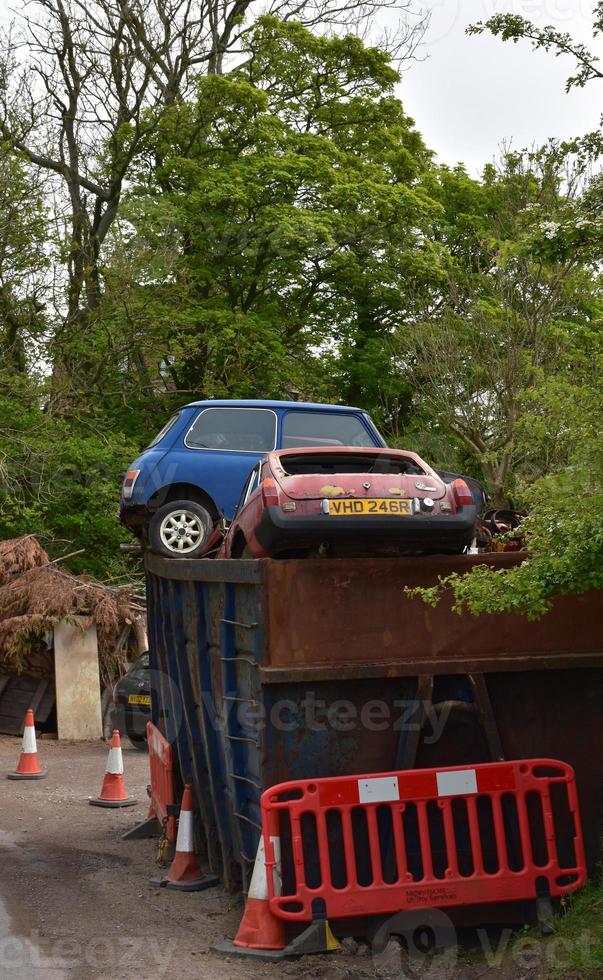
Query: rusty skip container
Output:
[[145, 552, 603, 893]]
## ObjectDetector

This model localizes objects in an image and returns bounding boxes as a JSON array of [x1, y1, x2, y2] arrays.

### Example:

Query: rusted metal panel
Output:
[[259, 652, 603, 683], [146, 554, 265, 584], [262, 555, 600, 671]]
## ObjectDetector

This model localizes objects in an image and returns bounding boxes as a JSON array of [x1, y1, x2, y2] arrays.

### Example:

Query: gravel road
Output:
[[0, 736, 555, 980]]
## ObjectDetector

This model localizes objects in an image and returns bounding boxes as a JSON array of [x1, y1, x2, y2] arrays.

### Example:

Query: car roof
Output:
[[182, 399, 366, 412]]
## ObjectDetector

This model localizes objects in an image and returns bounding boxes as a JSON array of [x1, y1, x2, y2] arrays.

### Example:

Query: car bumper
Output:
[[111, 702, 150, 739], [255, 505, 477, 554], [119, 501, 147, 533]]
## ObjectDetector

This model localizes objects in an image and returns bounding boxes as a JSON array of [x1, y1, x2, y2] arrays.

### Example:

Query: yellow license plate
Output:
[[328, 498, 412, 516], [128, 694, 151, 705]]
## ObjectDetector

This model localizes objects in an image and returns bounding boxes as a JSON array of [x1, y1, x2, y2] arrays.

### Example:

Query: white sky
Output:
[[400, 0, 603, 174]]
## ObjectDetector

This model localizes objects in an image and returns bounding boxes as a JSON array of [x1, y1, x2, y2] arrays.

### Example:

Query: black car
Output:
[[111, 653, 151, 750]]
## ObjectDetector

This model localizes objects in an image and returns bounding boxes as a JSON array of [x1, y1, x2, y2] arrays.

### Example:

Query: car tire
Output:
[[148, 500, 213, 558], [128, 734, 149, 752]]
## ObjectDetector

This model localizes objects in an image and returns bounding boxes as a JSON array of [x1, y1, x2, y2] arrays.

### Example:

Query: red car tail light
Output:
[[452, 479, 473, 507], [261, 478, 279, 507]]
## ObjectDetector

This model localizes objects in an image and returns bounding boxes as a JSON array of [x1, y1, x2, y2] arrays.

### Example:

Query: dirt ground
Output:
[[0, 736, 568, 980]]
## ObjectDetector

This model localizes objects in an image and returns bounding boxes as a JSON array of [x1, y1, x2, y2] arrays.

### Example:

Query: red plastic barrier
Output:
[[147, 722, 177, 843], [262, 760, 586, 920]]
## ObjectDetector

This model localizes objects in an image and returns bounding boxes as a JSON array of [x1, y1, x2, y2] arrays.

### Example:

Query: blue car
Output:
[[120, 399, 385, 557]]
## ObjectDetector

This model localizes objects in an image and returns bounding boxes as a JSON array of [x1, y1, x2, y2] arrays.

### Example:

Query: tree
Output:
[[407, 344, 603, 618], [0, 0, 426, 402], [395, 146, 602, 504], [80, 17, 441, 428], [0, 368, 139, 579], [405, 6, 603, 615], [0, 149, 49, 374], [467, 2, 603, 163]]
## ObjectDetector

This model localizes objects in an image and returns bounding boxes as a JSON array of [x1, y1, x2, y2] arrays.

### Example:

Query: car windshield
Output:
[[280, 453, 425, 476], [185, 408, 277, 452], [234, 464, 261, 515], [282, 411, 376, 448], [146, 413, 180, 449], [128, 654, 149, 679]]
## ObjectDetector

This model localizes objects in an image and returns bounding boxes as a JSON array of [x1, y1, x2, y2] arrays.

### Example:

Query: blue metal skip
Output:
[[145, 553, 603, 890]]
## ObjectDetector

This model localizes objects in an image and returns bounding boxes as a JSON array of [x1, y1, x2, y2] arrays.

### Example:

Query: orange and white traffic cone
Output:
[[89, 730, 137, 808], [151, 784, 219, 891], [232, 810, 285, 951], [214, 814, 340, 959], [7, 709, 47, 780]]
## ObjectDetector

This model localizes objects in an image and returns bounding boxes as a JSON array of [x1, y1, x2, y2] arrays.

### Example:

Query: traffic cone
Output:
[[151, 784, 219, 891], [89, 730, 137, 808], [7, 709, 47, 780], [232, 811, 286, 951], [213, 813, 341, 959]]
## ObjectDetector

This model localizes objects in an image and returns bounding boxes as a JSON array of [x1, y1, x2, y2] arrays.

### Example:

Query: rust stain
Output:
[[319, 485, 346, 497]]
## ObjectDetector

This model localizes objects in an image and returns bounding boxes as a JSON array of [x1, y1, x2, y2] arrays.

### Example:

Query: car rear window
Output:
[[280, 453, 425, 475], [185, 408, 277, 452], [282, 411, 376, 448], [146, 413, 180, 449]]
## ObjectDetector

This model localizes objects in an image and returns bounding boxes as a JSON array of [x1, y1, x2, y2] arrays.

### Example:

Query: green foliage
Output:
[[92, 16, 440, 435], [407, 345, 603, 617], [0, 148, 49, 372], [410, 475, 603, 620], [0, 371, 139, 579], [505, 877, 603, 977], [395, 142, 603, 503], [404, 2, 601, 615], [548, 878, 603, 976]]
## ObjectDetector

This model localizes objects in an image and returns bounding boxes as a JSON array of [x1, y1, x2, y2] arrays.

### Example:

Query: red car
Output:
[[221, 448, 477, 559]]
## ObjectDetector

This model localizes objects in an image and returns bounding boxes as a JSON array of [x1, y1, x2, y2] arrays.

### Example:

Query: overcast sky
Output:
[[400, 0, 602, 174], [0, 1, 600, 178]]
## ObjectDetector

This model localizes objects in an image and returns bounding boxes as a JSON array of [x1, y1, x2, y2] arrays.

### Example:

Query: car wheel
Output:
[[148, 500, 213, 558], [128, 734, 149, 752]]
